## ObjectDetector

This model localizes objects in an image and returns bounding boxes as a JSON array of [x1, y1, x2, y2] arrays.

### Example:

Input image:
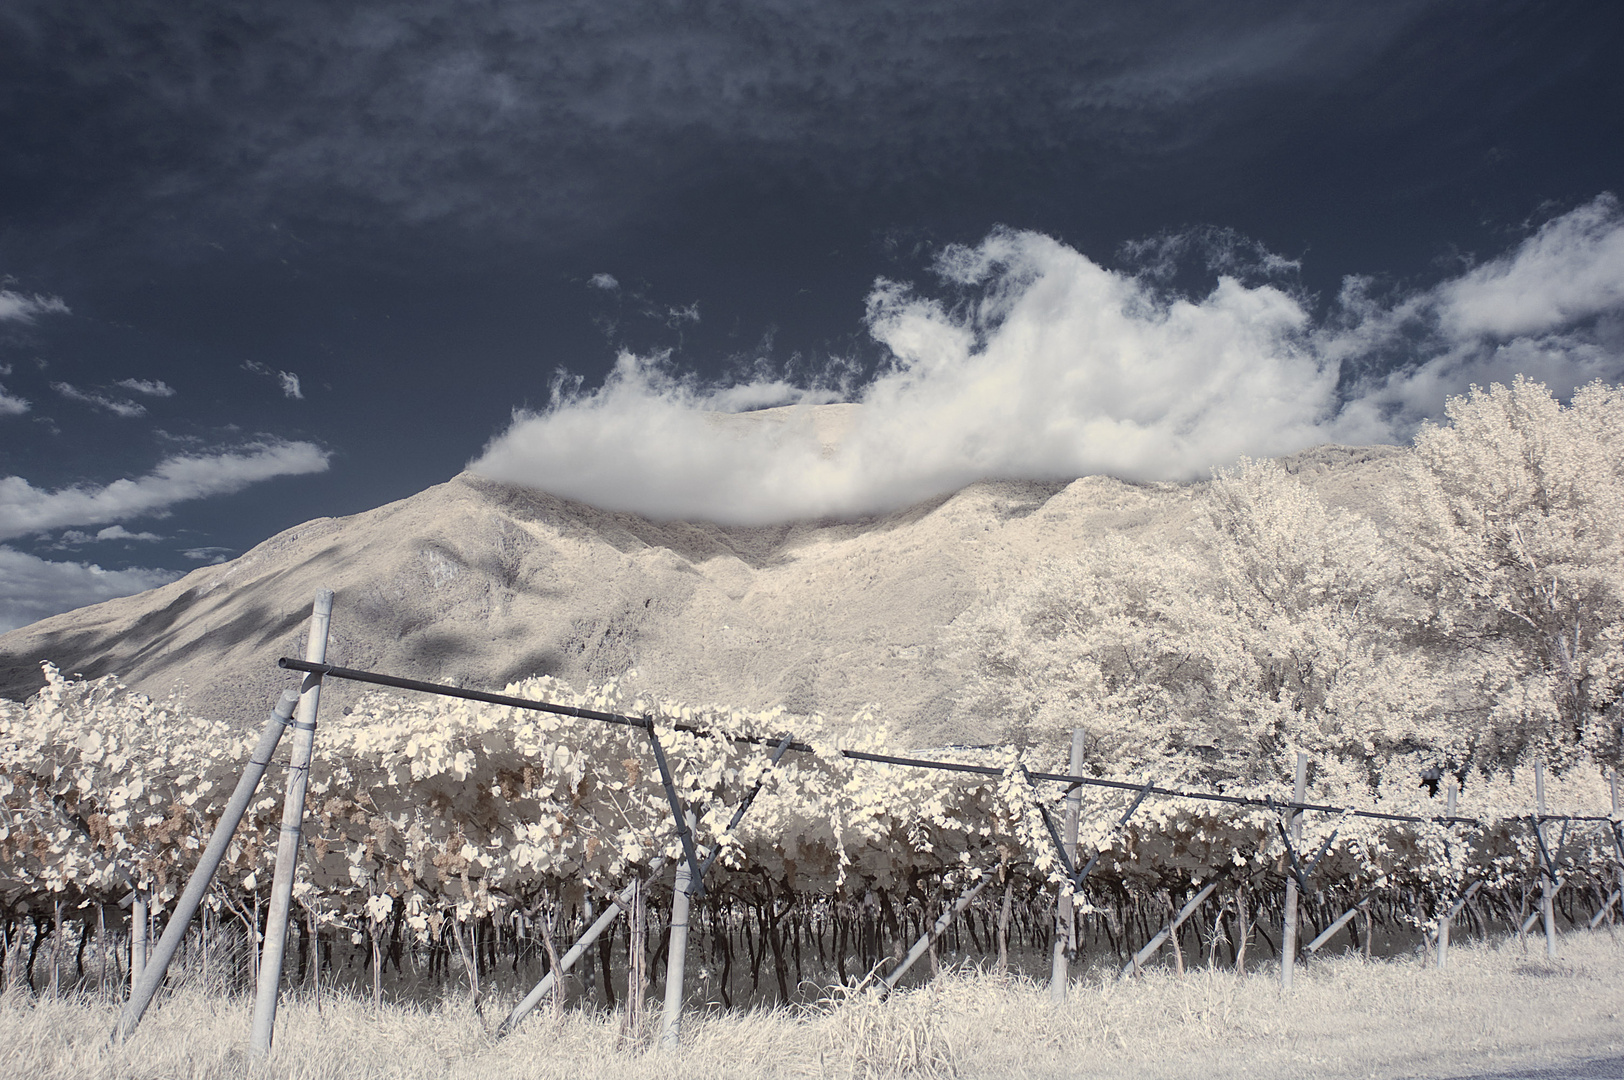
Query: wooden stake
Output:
[[1234, 884, 1250, 972], [250, 588, 334, 1059], [624, 878, 647, 1046], [129, 890, 147, 996], [1280, 752, 1307, 990], [1050, 729, 1085, 1001]]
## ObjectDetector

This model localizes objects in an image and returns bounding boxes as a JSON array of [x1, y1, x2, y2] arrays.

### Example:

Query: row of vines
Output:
[[2, 662, 1621, 1004]]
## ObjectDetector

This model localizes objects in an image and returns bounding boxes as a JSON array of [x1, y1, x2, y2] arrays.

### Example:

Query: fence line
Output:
[[274, 657, 1617, 828], [7, 591, 1608, 1051]]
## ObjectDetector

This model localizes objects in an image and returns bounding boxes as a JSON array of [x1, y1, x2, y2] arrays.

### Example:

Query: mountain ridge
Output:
[[0, 444, 1407, 743]]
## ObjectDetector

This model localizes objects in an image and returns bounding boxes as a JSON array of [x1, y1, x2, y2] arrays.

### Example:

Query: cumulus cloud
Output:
[[473, 196, 1624, 525], [0, 440, 331, 539], [589, 273, 619, 291], [51, 382, 148, 417], [0, 547, 181, 633], [0, 289, 68, 323], [115, 378, 176, 397], [0, 386, 27, 416]]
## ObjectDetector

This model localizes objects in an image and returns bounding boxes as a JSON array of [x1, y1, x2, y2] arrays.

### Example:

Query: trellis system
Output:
[[106, 591, 1624, 1056]]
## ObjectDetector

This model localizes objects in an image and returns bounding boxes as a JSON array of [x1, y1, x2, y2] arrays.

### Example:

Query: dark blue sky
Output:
[[2, 0, 1622, 629]]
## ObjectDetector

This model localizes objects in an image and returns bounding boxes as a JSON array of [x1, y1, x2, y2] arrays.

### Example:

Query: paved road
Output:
[[1449, 1057, 1624, 1080]]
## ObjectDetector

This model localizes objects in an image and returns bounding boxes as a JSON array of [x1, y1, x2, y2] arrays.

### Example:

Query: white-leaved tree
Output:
[[952, 377, 1624, 786], [1395, 376, 1624, 769]]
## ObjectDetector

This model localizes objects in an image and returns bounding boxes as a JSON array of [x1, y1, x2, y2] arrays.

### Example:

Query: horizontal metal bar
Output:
[[277, 658, 1615, 828]]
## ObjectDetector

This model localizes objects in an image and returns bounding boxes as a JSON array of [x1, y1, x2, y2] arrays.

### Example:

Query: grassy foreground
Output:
[[5, 930, 1621, 1080]]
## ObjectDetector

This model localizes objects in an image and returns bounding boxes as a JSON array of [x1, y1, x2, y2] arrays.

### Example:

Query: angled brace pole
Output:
[[644, 722, 706, 896], [1275, 812, 1341, 894], [1066, 775, 1156, 892], [1120, 876, 1223, 978], [696, 733, 795, 885], [1528, 816, 1563, 888], [1304, 893, 1373, 954], [114, 687, 303, 1042], [1021, 765, 1080, 885], [879, 866, 995, 995], [496, 855, 669, 1038]]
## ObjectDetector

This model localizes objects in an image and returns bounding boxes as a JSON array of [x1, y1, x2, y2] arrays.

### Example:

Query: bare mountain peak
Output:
[[0, 445, 1406, 741]]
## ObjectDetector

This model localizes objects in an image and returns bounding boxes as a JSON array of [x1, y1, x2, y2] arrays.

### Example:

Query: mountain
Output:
[[0, 442, 1407, 744]]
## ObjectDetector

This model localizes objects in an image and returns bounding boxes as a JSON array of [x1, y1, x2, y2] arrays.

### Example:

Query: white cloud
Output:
[[0, 546, 181, 634], [0, 386, 27, 416], [472, 197, 1624, 525], [243, 360, 306, 399], [95, 525, 165, 542], [0, 289, 68, 323], [0, 440, 331, 540], [181, 546, 234, 563], [589, 273, 620, 290], [51, 382, 148, 417], [115, 378, 177, 398], [1436, 194, 1624, 340]]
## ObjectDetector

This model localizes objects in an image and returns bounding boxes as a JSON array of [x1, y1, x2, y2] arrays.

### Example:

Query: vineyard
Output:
[[2, 652, 1621, 1018]]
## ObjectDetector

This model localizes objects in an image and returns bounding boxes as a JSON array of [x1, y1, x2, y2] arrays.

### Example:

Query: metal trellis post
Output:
[[112, 686, 303, 1042], [1049, 729, 1084, 1000], [1280, 752, 1307, 990], [250, 588, 334, 1060]]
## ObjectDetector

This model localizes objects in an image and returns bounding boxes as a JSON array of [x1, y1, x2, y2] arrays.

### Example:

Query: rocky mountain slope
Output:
[[0, 442, 1407, 744]]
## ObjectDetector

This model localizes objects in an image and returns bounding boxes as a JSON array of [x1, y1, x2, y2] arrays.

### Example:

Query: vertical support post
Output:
[[129, 891, 148, 994], [1280, 751, 1307, 990], [659, 812, 697, 1051], [1049, 729, 1084, 1000], [1612, 768, 1622, 913], [113, 687, 303, 1041], [250, 589, 334, 1060], [1535, 759, 1557, 959], [1437, 780, 1459, 970]]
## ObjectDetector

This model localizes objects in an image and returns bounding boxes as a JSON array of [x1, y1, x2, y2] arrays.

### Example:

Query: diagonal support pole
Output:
[[1120, 877, 1223, 978], [645, 723, 705, 896], [696, 733, 795, 885], [880, 867, 994, 995], [1304, 894, 1372, 954], [497, 857, 668, 1038], [1060, 774, 1155, 893], [112, 687, 303, 1042]]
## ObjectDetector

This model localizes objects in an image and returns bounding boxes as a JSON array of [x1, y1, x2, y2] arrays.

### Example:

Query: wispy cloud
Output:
[[115, 377, 177, 397], [473, 196, 1624, 524], [0, 2, 1435, 244], [0, 546, 180, 633], [0, 439, 331, 539], [243, 361, 304, 400], [181, 546, 234, 563], [0, 289, 68, 323], [0, 386, 27, 416], [51, 382, 148, 417]]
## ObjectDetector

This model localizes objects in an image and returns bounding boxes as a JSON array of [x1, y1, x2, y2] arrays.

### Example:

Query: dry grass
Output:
[[5, 929, 1622, 1080]]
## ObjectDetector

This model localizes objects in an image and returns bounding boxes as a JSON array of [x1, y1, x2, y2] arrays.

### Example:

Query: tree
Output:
[[1397, 376, 1624, 767]]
